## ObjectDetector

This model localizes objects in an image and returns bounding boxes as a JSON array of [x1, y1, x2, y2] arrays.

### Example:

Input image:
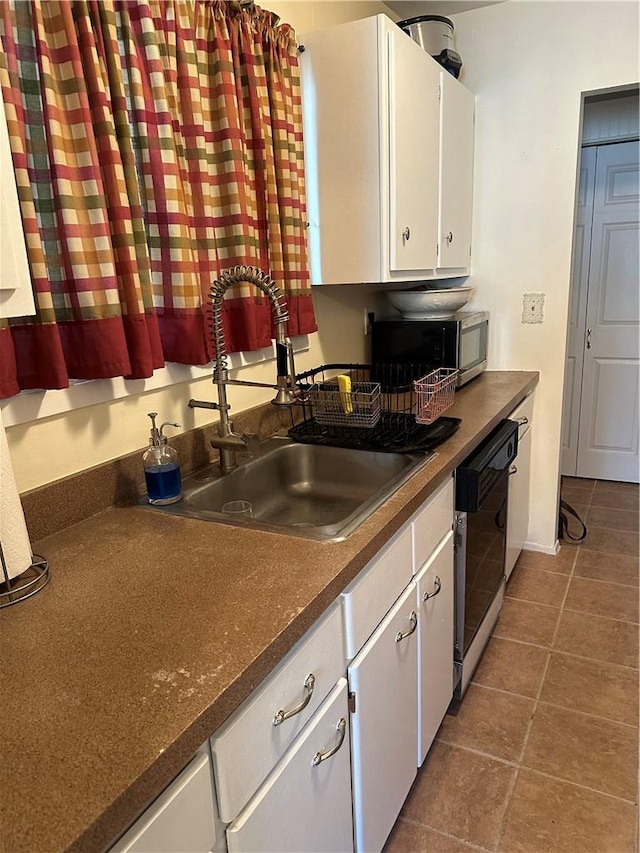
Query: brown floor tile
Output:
[[401, 741, 516, 850], [561, 476, 596, 492], [515, 548, 575, 575], [493, 598, 560, 648], [499, 769, 638, 853], [581, 525, 639, 557], [587, 504, 639, 532], [384, 820, 474, 853], [564, 575, 639, 624], [472, 637, 549, 698], [560, 487, 592, 508], [541, 652, 639, 727], [553, 609, 639, 668], [575, 548, 639, 588], [594, 479, 640, 497], [522, 703, 638, 800], [437, 684, 534, 762], [591, 485, 639, 512], [506, 565, 569, 608]]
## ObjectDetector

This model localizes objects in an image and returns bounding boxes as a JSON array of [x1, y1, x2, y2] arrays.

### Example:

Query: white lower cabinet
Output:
[[110, 484, 457, 853], [506, 393, 535, 578], [416, 530, 455, 765], [226, 678, 353, 853], [348, 583, 418, 853], [210, 604, 344, 823], [110, 748, 219, 853]]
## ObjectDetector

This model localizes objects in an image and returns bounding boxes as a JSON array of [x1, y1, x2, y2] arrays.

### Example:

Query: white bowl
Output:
[[387, 286, 473, 319]]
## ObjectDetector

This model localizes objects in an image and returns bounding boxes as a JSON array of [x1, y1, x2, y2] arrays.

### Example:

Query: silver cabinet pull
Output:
[[423, 576, 441, 602], [586, 328, 592, 350], [273, 673, 315, 726], [515, 416, 529, 426], [446, 231, 454, 244], [509, 464, 518, 475], [402, 226, 411, 244], [395, 611, 418, 643], [312, 717, 347, 766]]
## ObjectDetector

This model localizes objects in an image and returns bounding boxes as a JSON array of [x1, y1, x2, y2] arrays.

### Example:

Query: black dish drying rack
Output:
[[289, 363, 461, 454]]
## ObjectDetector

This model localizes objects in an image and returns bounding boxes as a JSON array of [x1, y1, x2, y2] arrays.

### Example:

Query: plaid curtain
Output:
[[0, 0, 315, 399]]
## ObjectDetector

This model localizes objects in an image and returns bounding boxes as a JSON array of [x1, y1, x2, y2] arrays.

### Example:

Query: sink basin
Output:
[[144, 437, 433, 541]]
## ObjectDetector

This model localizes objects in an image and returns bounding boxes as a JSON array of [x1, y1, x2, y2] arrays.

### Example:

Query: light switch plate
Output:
[[522, 292, 545, 324]]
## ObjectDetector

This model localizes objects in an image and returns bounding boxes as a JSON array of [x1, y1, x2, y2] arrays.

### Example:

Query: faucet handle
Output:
[[241, 433, 261, 456]]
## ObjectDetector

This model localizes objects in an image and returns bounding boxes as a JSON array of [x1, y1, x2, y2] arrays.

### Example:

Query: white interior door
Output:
[[576, 140, 640, 482], [562, 147, 597, 474]]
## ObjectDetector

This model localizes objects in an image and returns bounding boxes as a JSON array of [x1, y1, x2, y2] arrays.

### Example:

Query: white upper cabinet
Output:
[[300, 14, 474, 285], [0, 94, 35, 319], [388, 26, 440, 273], [438, 69, 475, 271]]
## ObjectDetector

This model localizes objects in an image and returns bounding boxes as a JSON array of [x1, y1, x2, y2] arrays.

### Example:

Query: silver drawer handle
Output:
[[312, 717, 347, 766], [509, 464, 518, 475], [273, 673, 315, 726], [395, 611, 418, 643], [515, 416, 529, 426], [423, 576, 441, 602]]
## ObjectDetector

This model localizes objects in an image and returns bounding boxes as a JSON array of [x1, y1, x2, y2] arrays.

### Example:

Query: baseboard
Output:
[[522, 540, 560, 556]]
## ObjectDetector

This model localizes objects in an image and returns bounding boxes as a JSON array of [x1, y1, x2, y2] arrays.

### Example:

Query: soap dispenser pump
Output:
[[143, 413, 183, 505]]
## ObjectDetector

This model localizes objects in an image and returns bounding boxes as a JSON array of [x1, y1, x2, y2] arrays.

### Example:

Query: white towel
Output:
[[0, 409, 32, 582]]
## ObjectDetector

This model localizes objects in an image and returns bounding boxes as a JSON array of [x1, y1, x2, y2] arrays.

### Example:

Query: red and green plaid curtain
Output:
[[0, 0, 316, 399]]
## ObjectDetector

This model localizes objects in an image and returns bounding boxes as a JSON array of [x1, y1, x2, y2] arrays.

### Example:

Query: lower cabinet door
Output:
[[110, 749, 218, 853], [506, 426, 532, 578], [226, 678, 353, 853], [348, 583, 418, 853], [416, 530, 454, 765]]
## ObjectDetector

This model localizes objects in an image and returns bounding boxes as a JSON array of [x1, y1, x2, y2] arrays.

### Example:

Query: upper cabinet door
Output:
[[438, 71, 475, 270], [388, 28, 440, 273], [0, 94, 35, 319]]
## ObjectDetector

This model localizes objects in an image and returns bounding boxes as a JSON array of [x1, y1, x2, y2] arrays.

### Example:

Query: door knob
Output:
[[402, 226, 411, 244]]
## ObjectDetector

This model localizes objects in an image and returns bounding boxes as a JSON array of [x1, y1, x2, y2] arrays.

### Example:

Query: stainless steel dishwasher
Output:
[[453, 419, 519, 698]]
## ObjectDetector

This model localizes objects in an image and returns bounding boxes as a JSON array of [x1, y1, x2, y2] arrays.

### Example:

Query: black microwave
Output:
[[371, 311, 488, 387]]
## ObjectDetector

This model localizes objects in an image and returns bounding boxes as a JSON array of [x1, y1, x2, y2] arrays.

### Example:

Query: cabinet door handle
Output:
[[586, 328, 592, 350], [395, 610, 418, 643], [423, 576, 441, 602], [509, 464, 518, 475], [446, 231, 454, 245], [312, 717, 347, 766], [402, 226, 411, 244], [273, 673, 315, 726], [515, 416, 529, 426]]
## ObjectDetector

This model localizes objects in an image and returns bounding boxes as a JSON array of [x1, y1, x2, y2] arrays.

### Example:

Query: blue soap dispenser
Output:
[[143, 412, 183, 505]]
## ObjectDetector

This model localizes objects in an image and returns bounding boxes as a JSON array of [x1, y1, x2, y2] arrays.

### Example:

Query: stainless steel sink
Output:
[[144, 436, 433, 541]]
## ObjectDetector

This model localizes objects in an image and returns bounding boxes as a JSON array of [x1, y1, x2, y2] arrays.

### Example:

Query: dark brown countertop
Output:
[[0, 371, 538, 853]]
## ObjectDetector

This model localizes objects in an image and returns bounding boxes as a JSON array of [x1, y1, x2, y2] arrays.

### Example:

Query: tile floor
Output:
[[386, 477, 639, 853]]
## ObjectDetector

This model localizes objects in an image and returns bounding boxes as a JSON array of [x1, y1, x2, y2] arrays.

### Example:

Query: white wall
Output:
[[453, 0, 639, 550], [2, 1, 388, 493]]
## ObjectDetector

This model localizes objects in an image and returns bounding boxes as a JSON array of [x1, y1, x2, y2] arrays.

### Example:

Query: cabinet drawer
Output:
[[226, 679, 353, 853], [111, 749, 217, 853], [211, 604, 344, 822], [412, 477, 454, 574], [510, 393, 534, 440], [341, 525, 413, 660]]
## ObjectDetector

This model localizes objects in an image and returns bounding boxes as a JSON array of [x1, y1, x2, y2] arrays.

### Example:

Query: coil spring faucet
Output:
[[188, 265, 298, 474]]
